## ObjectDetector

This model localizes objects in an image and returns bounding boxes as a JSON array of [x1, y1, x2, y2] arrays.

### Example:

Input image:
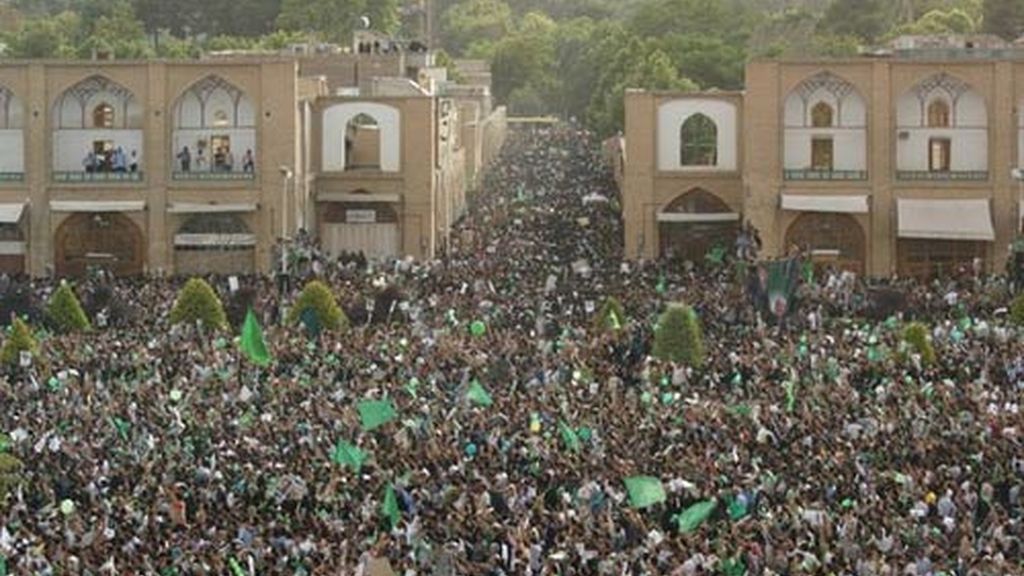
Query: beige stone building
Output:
[[0, 47, 506, 277], [622, 42, 1024, 279]]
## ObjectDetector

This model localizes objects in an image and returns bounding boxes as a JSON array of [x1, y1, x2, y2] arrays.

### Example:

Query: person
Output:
[[82, 149, 96, 173], [195, 146, 206, 171], [243, 149, 254, 172], [111, 146, 126, 173], [177, 145, 191, 172], [129, 149, 139, 173]]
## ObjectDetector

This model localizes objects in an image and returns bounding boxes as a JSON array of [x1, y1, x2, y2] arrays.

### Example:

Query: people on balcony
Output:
[[177, 146, 191, 172], [243, 149, 255, 173]]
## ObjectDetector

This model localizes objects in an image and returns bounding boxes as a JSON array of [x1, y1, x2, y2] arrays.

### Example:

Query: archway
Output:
[[55, 212, 144, 277], [319, 192, 400, 260], [785, 213, 865, 275], [658, 189, 738, 263]]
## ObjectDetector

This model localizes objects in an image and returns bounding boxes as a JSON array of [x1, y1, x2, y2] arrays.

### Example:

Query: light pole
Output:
[[278, 166, 294, 321]]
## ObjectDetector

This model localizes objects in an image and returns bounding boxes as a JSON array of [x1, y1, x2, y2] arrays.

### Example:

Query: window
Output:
[[345, 114, 381, 170], [210, 135, 233, 171], [680, 114, 717, 166], [811, 138, 834, 171], [811, 102, 834, 128], [929, 138, 951, 171], [927, 99, 950, 128], [93, 103, 114, 128]]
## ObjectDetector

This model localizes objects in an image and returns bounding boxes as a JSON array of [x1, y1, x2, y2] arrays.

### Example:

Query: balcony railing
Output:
[[0, 172, 24, 183], [784, 169, 867, 181], [896, 170, 989, 181], [54, 171, 144, 183], [172, 171, 255, 181]]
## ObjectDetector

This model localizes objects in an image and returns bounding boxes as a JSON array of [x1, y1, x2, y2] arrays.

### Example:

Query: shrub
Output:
[[169, 278, 228, 330], [0, 452, 22, 505], [1011, 294, 1024, 326], [288, 280, 348, 332], [593, 296, 626, 333], [652, 304, 705, 367], [903, 322, 936, 366], [47, 282, 90, 333], [0, 317, 38, 366]]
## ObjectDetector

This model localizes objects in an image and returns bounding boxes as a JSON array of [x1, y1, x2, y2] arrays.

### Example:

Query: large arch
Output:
[[656, 99, 737, 171], [896, 72, 987, 176], [658, 188, 738, 263], [51, 75, 143, 176], [319, 190, 401, 260], [783, 71, 867, 176], [785, 213, 865, 275], [172, 75, 256, 176], [55, 213, 144, 277], [322, 102, 401, 172], [0, 86, 25, 178]]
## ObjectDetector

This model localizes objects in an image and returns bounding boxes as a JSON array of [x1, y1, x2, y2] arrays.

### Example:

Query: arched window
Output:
[[345, 114, 381, 170], [927, 99, 951, 128], [680, 114, 717, 166], [811, 102, 834, 127], [93, 103, 114, 128]]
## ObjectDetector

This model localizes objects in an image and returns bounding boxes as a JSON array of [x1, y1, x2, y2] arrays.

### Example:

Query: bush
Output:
[[288, 280, 348, 332], [47, 282, 90, 333], [652, 304, 705, 367], [0, 452, 22, 505], [903, 322, 936, 366], [593, 296, 626, 333], [0, 317, 38, 366], [169, 278, 227, 330], [1011, 294, 1024, 326]]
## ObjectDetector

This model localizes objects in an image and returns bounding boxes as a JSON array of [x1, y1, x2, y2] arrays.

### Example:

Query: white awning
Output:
[[167, 202, 258, 214], [781, 194, 869, 214], [0, 203, 26, 224], [0, 241, 25, 256], [897, 198, 994, 241], [657, 212, 740, 223], [318, 192, 401, 203], [174, 233, 257, 247], [50, 201, 146, 213]]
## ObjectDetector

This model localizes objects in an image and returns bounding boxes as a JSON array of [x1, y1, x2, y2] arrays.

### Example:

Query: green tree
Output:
[[1010, 293, 1024, 326], [3, 13, 80, 58], [288, 280, 348, 332], [819, 0, 897, 42], [79, 6, 152, 58], [0, 317, 38, 366], [903, 322, 936, 366], [983, 0, 1024, 39], [490, 12, 557, 107], [894, 7, 979, 35], [652, 304, 705, 367], [47, 282, 90, 333], [278, 0, 398, 43], [169, 278, 228, 330], [441, 0, 513, 55], [0, 452, 23, 506]]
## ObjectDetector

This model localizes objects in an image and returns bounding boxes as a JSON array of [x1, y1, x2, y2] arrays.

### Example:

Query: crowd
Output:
[[0, 126, 1022, 575]]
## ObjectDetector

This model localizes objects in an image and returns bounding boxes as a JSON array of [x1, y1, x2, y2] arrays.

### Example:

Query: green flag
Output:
[[331, 440, 367, 473], [228, 557, 245, 576], [111, 417, 130, 441], [608, 308, 622, 331], [721, 557, 746, 576], [623, 476, 666, 509], [728, 404, 752, 418], [705, 245, 726, 266], [655, 274, 667, 295], [726, 495, 749, 520], [382, 483, 400, 530], [358, 399, 397, 432], [784, 380, 796, 413], [466, 380, 493, 407], [675, 499, 717, 533], [239, 308, 270, 367], [559, 420, 581, 452]]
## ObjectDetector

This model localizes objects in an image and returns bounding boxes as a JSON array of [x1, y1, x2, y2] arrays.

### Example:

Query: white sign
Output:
[[228, 276, 240, 293], [346, 209, 377, 224], [19, 350, 31, 368]]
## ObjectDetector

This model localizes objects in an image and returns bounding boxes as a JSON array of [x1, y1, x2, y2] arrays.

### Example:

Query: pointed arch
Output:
[[53, 75, 140, 129], [680, 114, 718, 166], [174, 74, 254, 129], [784, 71, 865, 128], [811, 102, 834, 128], [0, 86, 24, 129]]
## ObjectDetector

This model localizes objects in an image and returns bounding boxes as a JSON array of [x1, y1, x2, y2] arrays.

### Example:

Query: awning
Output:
[[657, 212, 740, 223], [781, 194, 869, 214], [897, 198, 994, 241], [168, 202, 258, 214], [0, 241, 25, 256], [0, 203, 26, 224], [319, 192, 401, 203], [174, 233, 257, 247], [50, 201, 146, 213]]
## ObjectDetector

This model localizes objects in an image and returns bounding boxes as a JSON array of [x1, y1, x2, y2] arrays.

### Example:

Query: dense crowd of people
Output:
[[0, 126, 1022, 574]]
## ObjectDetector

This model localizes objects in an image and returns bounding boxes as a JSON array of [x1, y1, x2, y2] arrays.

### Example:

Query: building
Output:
[[0, 45, 506, 277], [621, 40, 1024, 279], [0, 59, 299, 277]]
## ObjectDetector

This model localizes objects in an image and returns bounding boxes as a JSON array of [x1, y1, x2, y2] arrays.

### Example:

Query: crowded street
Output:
[[0, 126, 1021, 574]]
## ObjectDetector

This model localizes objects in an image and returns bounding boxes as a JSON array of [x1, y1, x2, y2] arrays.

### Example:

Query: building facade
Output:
[[0, 50, 506, 277], [622, 54, 1024, 279]]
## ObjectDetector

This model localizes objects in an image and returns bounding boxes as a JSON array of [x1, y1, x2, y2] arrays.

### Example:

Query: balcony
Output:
[[896, 170, 989, 181], [172, 171, 255, 182], [0, 173, 24, 183], [53, 171, 144, 183], [784, 169, 867, 181]]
